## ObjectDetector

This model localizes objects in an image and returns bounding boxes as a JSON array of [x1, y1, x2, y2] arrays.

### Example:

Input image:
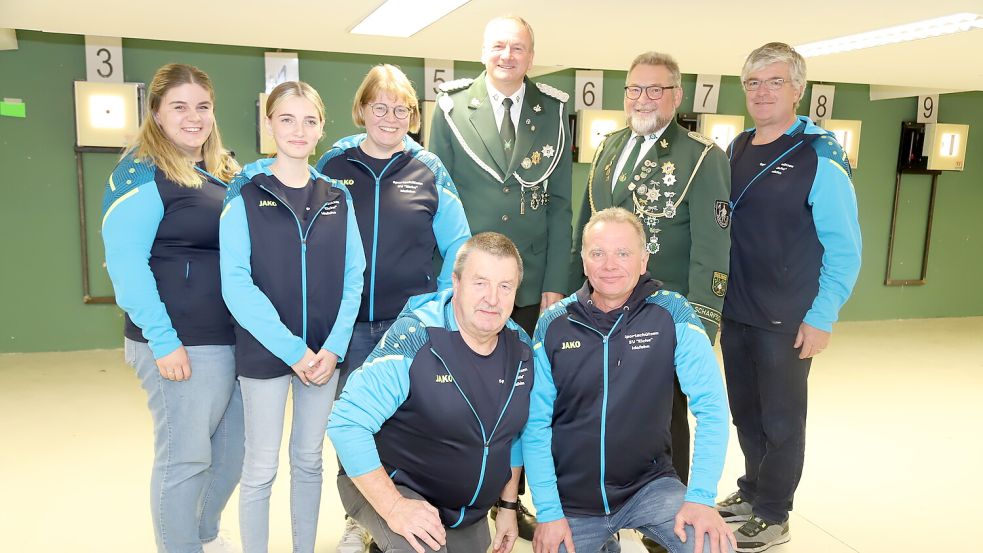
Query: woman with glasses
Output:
[[315, 64, 471, 552], [220, 80, 364, 553]]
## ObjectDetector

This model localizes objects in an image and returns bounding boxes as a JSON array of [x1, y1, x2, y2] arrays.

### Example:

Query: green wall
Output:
[[1, 30, 981, 353]]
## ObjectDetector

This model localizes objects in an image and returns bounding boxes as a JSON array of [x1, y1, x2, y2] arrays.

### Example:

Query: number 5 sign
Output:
[[809, 84, 835, 121], [575, 70, 603, 111], [425, 59, 454, 101]]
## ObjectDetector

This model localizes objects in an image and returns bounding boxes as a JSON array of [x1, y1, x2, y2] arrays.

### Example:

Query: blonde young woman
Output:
[[219, 81, 364, 553], [102, 63, 243, 553]]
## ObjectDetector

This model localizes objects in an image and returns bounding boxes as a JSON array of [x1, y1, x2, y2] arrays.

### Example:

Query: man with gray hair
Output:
[[571, 52, 732, 543], [328, 232, 534, 553], [716, 42, 861, 552], [525, 207, 734, 553]]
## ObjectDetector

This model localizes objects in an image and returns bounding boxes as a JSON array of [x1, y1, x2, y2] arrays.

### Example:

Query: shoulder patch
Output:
[[532, 294, 577, 344], [687, 131, 715, 147], [365, 317, 431, 363], [645, 290, 702, 327], [438, 78, 474, 93], [102, 154, 156, 215], [535, 82, 570, 103], [810, 131, 853, 178]]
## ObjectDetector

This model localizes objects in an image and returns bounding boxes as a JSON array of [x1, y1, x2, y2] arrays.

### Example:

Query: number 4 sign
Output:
[[810, 84, 835, 121]]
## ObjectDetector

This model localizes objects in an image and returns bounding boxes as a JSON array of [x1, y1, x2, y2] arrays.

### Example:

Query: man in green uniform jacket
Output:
[[572, 54, 731, 552], [430, 15, 573, 335]]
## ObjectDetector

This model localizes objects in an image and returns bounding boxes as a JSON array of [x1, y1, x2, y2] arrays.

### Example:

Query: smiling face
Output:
[[582, 220, 649, 310], [267, 95, 323, 161], [360, 91, 410, 159], [481, 18, 534, 94], [744, 61, 800, 131], [153, 82, 214, 160], [624, 63, 682, 136], [452, 249, 519, 342]]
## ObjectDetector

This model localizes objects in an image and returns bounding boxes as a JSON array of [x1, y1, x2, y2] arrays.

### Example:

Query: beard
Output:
[[628, 109, 674, 136]]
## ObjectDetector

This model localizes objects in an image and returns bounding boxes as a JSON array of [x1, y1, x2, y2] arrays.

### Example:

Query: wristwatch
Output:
[[495, 498, 519, 510]]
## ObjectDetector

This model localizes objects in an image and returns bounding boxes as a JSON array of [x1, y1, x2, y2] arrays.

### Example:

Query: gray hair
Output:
[[483, 15, 536, 52], [741, 42, 807, 106], [628, 51, 682, 88], [581, 207, 647, 254], [453, 232, 524, 283]]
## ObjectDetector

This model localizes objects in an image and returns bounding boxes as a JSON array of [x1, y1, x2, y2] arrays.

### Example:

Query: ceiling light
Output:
[[795, 13, 981, 57], [351, 0, 471, 38]]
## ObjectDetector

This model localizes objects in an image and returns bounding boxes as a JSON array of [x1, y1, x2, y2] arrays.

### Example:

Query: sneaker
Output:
[[202, 532, 241, 553], [717, 491, 754, 522], [490, 498, 538, 541], [336, 517, 369, 553], [735, 516, 790, 553]]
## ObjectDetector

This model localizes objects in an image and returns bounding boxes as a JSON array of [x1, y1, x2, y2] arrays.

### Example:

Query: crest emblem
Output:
[[714, 200, 731, 229], [712, 271, 728, 297]]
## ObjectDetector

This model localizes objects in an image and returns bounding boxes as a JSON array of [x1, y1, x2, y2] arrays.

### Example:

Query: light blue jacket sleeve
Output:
[[804, 159, 862, 332], [102, 181, 181, 359], [220, 195, 308, 366], [431, 160, 472, 290], [674, 320, 729, 506], [521, 339, 565, 523], [327, 335, 412, 477], [321, 185, 366, 361]]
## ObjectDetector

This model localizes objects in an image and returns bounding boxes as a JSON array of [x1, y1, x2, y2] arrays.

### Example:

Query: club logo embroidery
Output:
[[715, 200, 731, 229], [712, 272, 728, 297]]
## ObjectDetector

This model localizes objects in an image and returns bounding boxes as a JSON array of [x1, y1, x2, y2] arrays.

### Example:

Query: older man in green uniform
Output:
[[572, 52, 731, 551], [430, 15, 572, 337]]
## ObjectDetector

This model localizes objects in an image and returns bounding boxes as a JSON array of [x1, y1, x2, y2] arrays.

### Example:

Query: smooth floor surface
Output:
[[2, 317, 981, 553]]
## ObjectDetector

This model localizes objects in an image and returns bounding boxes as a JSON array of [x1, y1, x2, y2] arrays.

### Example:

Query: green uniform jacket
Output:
[[430, 72, 573, 307], [572, 122, 731, 339]]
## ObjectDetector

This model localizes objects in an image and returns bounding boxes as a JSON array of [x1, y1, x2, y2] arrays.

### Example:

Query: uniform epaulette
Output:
[[438, 78, 474, 93], [102, 154, 156, 215], [535, 82, 569, 103], [687, 131, 715, 147], [811, 131, 853, 178]]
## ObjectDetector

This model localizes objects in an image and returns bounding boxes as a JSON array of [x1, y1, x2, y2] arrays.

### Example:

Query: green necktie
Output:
[[500, 97, 516, 154], [617, 135, 643, 186]]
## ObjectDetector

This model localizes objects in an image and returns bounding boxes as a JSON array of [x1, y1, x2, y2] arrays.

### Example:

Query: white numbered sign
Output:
[[916, 95, 939, 123], [809, 84, 836, 121], [264, 52, 299, 94], [85, 36, 123, 83], [692, 74, 721, 113], [575, 70, 603, 112], [425, 59, 454, 101]]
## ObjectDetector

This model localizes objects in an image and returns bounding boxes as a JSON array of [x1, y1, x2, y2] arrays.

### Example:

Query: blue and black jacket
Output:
[[316, 135, 471, 322], [219, 158, 364, 379], [725, 115, 862, 333], [523, 277, 729, 522], [102, 154, 234, 358], [328, 289, 533, 528]]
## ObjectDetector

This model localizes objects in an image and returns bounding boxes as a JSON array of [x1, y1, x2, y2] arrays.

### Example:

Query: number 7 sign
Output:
[[693, 74, 721, 114]]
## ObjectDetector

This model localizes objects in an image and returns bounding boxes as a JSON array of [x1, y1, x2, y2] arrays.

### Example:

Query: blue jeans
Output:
[[239, 372, 339, 553], [562, 478, 712, 553], [337, 319, 396, 398], [125, 338, 244, 553]]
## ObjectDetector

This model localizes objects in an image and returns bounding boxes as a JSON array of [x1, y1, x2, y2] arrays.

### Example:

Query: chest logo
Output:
[[435, 374, 454, 384], [259, 200, 277, 207], [561, 340, 581, 350], [338, 179, 355, 186]]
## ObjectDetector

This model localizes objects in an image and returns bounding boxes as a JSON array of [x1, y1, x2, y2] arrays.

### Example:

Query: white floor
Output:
[[1, 317, 981, 553]]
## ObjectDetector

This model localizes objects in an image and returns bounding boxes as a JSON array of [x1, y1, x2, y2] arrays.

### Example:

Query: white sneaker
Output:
[[202, 532, 242, 553], [336, 517, 370, 553]]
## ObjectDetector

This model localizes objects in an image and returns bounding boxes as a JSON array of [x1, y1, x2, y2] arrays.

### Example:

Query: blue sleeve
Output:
[[510, 436, 523, 467], [674, 321, 729, 506], [219, 195, 307, 366], [804, 159, 862, 332], [321, 186, 366, 360], [327, 335, 412, 477], [431, 160, 472, 290], [102, 181, 181, 359], [521, 337, 566, 523]]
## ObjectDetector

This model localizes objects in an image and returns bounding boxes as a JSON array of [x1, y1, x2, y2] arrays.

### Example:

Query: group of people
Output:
[[102, 13, 861, 553]]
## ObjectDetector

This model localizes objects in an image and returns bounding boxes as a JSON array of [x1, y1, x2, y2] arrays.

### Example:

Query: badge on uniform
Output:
[[712, 272, 728, 297], [714, 200, 731, 229]]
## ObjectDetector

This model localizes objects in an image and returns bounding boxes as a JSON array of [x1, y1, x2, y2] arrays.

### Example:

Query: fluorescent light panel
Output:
[[351, 0, 471, 38], [796, 12, 981, 57]]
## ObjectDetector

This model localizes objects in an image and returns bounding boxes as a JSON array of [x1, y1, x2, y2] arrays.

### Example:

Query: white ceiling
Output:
[[6, 0, 983, 91]]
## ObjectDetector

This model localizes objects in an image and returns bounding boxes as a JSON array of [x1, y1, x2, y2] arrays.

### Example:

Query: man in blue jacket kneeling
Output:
[[328, 232, 533, 553]]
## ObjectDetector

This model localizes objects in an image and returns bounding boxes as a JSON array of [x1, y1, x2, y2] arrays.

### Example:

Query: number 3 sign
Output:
[[85, 36, 123, 83]]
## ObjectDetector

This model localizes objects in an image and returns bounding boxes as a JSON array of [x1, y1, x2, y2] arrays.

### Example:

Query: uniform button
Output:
[[503, 187, 510, 193], [502, 215, 510, 222]]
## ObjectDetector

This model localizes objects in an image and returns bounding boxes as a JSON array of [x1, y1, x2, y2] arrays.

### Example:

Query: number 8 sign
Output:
[[809, 84, 835, 121]]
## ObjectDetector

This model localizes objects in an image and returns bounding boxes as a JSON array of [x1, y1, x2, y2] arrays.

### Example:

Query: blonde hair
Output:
[[581, 207, 647, 253], [352, 65, 421, 133], [129, 64, 238, 186], [453, 232, 524, 284], [266, 80, 325, 122]]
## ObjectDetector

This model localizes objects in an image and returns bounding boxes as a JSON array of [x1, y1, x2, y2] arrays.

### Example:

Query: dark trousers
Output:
[[510, 302, 541, 498], [720, 318, 811, 523], [670, 378, 690, 485]]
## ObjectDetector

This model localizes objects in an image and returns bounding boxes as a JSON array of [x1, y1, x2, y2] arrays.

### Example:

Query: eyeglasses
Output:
[[742, 78, 789, 92], [624, 85, 676, 101], [368, 103, 412, 119]]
